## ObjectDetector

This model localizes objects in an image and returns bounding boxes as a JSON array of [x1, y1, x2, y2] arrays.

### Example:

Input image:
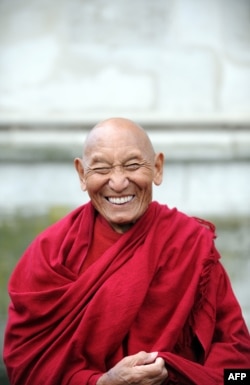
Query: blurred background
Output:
[[0, 0, 250, 382]]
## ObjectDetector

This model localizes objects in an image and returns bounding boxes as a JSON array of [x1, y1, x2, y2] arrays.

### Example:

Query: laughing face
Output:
[[75, 118, 164, 233]]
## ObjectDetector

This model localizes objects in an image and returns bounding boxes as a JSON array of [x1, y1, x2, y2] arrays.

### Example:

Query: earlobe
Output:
[[153, 153, 164, 186], [74, 158, 87, 191]]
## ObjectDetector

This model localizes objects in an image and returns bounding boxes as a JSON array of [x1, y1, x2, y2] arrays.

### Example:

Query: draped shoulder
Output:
[[4, 201, 250, 385]]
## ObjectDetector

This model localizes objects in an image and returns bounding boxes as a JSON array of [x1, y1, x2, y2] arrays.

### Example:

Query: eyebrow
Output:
[[91, 155, 109, 163], [123, 154, 142, 162]]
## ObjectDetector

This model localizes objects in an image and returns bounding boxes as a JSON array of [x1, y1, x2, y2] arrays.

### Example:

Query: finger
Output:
[[154, 357, 166, 367], [127, 351, 158, 366], [142, 351, 158, 365], [141, 356, 165, 368], [152, 357, 169, 379], [140, 357, 168, 375]]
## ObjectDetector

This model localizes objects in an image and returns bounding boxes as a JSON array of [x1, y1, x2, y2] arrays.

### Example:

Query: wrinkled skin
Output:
[[75, 117, 164, 233], [96, 351, 168, 385]]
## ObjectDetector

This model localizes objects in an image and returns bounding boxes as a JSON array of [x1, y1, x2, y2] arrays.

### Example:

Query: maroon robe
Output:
[[3, 201, 250, 385]]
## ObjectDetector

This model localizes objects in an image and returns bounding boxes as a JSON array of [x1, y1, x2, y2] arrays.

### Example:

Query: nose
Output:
[[108, 167, 129, 192]]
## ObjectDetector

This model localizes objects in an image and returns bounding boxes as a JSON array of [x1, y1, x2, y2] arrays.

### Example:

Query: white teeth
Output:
[[108, 195, 133, 205]]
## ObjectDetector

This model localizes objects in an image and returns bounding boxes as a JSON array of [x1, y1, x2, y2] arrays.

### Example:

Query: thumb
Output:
[[141, 351, 158, 365], [127, 351, 159, 366]]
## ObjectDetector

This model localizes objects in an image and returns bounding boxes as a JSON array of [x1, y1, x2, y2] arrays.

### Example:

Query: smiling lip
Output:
[[107, 195, 134, 205]]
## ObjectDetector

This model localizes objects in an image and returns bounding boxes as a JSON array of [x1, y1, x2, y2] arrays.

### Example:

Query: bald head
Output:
[[75, 117, 164, 232], [83, 117, 155, 162]]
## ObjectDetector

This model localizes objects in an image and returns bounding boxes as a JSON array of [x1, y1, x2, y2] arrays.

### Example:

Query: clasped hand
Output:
[[97, 351, 168, 385]]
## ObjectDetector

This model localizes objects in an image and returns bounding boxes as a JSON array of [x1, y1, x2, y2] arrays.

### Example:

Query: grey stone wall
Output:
[[0, 0, 249, 122], [0, 125, 250, 218]]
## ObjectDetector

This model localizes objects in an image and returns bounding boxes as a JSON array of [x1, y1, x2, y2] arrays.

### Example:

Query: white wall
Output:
[[0, 0, 249, 123]]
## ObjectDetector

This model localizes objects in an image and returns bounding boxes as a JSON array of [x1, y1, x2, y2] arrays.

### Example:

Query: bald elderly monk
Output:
[[4, 118, 250, 385]]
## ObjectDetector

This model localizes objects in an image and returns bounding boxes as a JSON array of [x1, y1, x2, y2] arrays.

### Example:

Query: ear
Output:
[[153, 152, 164, 186], [74, 158, 87, 191]]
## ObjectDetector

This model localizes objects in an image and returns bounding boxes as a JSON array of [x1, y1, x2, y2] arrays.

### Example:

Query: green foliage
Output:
[[0, 206, 70, 315]]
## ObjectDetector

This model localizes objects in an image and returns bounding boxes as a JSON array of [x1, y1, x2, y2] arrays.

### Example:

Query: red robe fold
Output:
[[3, 201, 250, 385]]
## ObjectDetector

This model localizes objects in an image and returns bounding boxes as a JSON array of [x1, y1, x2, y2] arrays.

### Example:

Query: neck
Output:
[[111, 222, 134, 234]]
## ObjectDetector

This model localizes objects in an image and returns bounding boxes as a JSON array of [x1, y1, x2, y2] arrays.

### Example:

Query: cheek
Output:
[[84, 176, 106, 195], [133, 172, 154, 191]]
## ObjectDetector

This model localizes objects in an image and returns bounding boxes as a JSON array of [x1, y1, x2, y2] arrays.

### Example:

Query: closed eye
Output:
[[92, 167, 112, 174], [91, 163, 141, 174], [124, 163, 141, 170]]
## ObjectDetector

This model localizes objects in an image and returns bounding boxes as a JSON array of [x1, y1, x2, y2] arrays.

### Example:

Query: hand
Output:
[[96, 351, 168, 385]]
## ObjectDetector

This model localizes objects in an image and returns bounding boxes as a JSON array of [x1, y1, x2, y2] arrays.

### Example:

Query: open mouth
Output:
[[106, 195, 134, 205]]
